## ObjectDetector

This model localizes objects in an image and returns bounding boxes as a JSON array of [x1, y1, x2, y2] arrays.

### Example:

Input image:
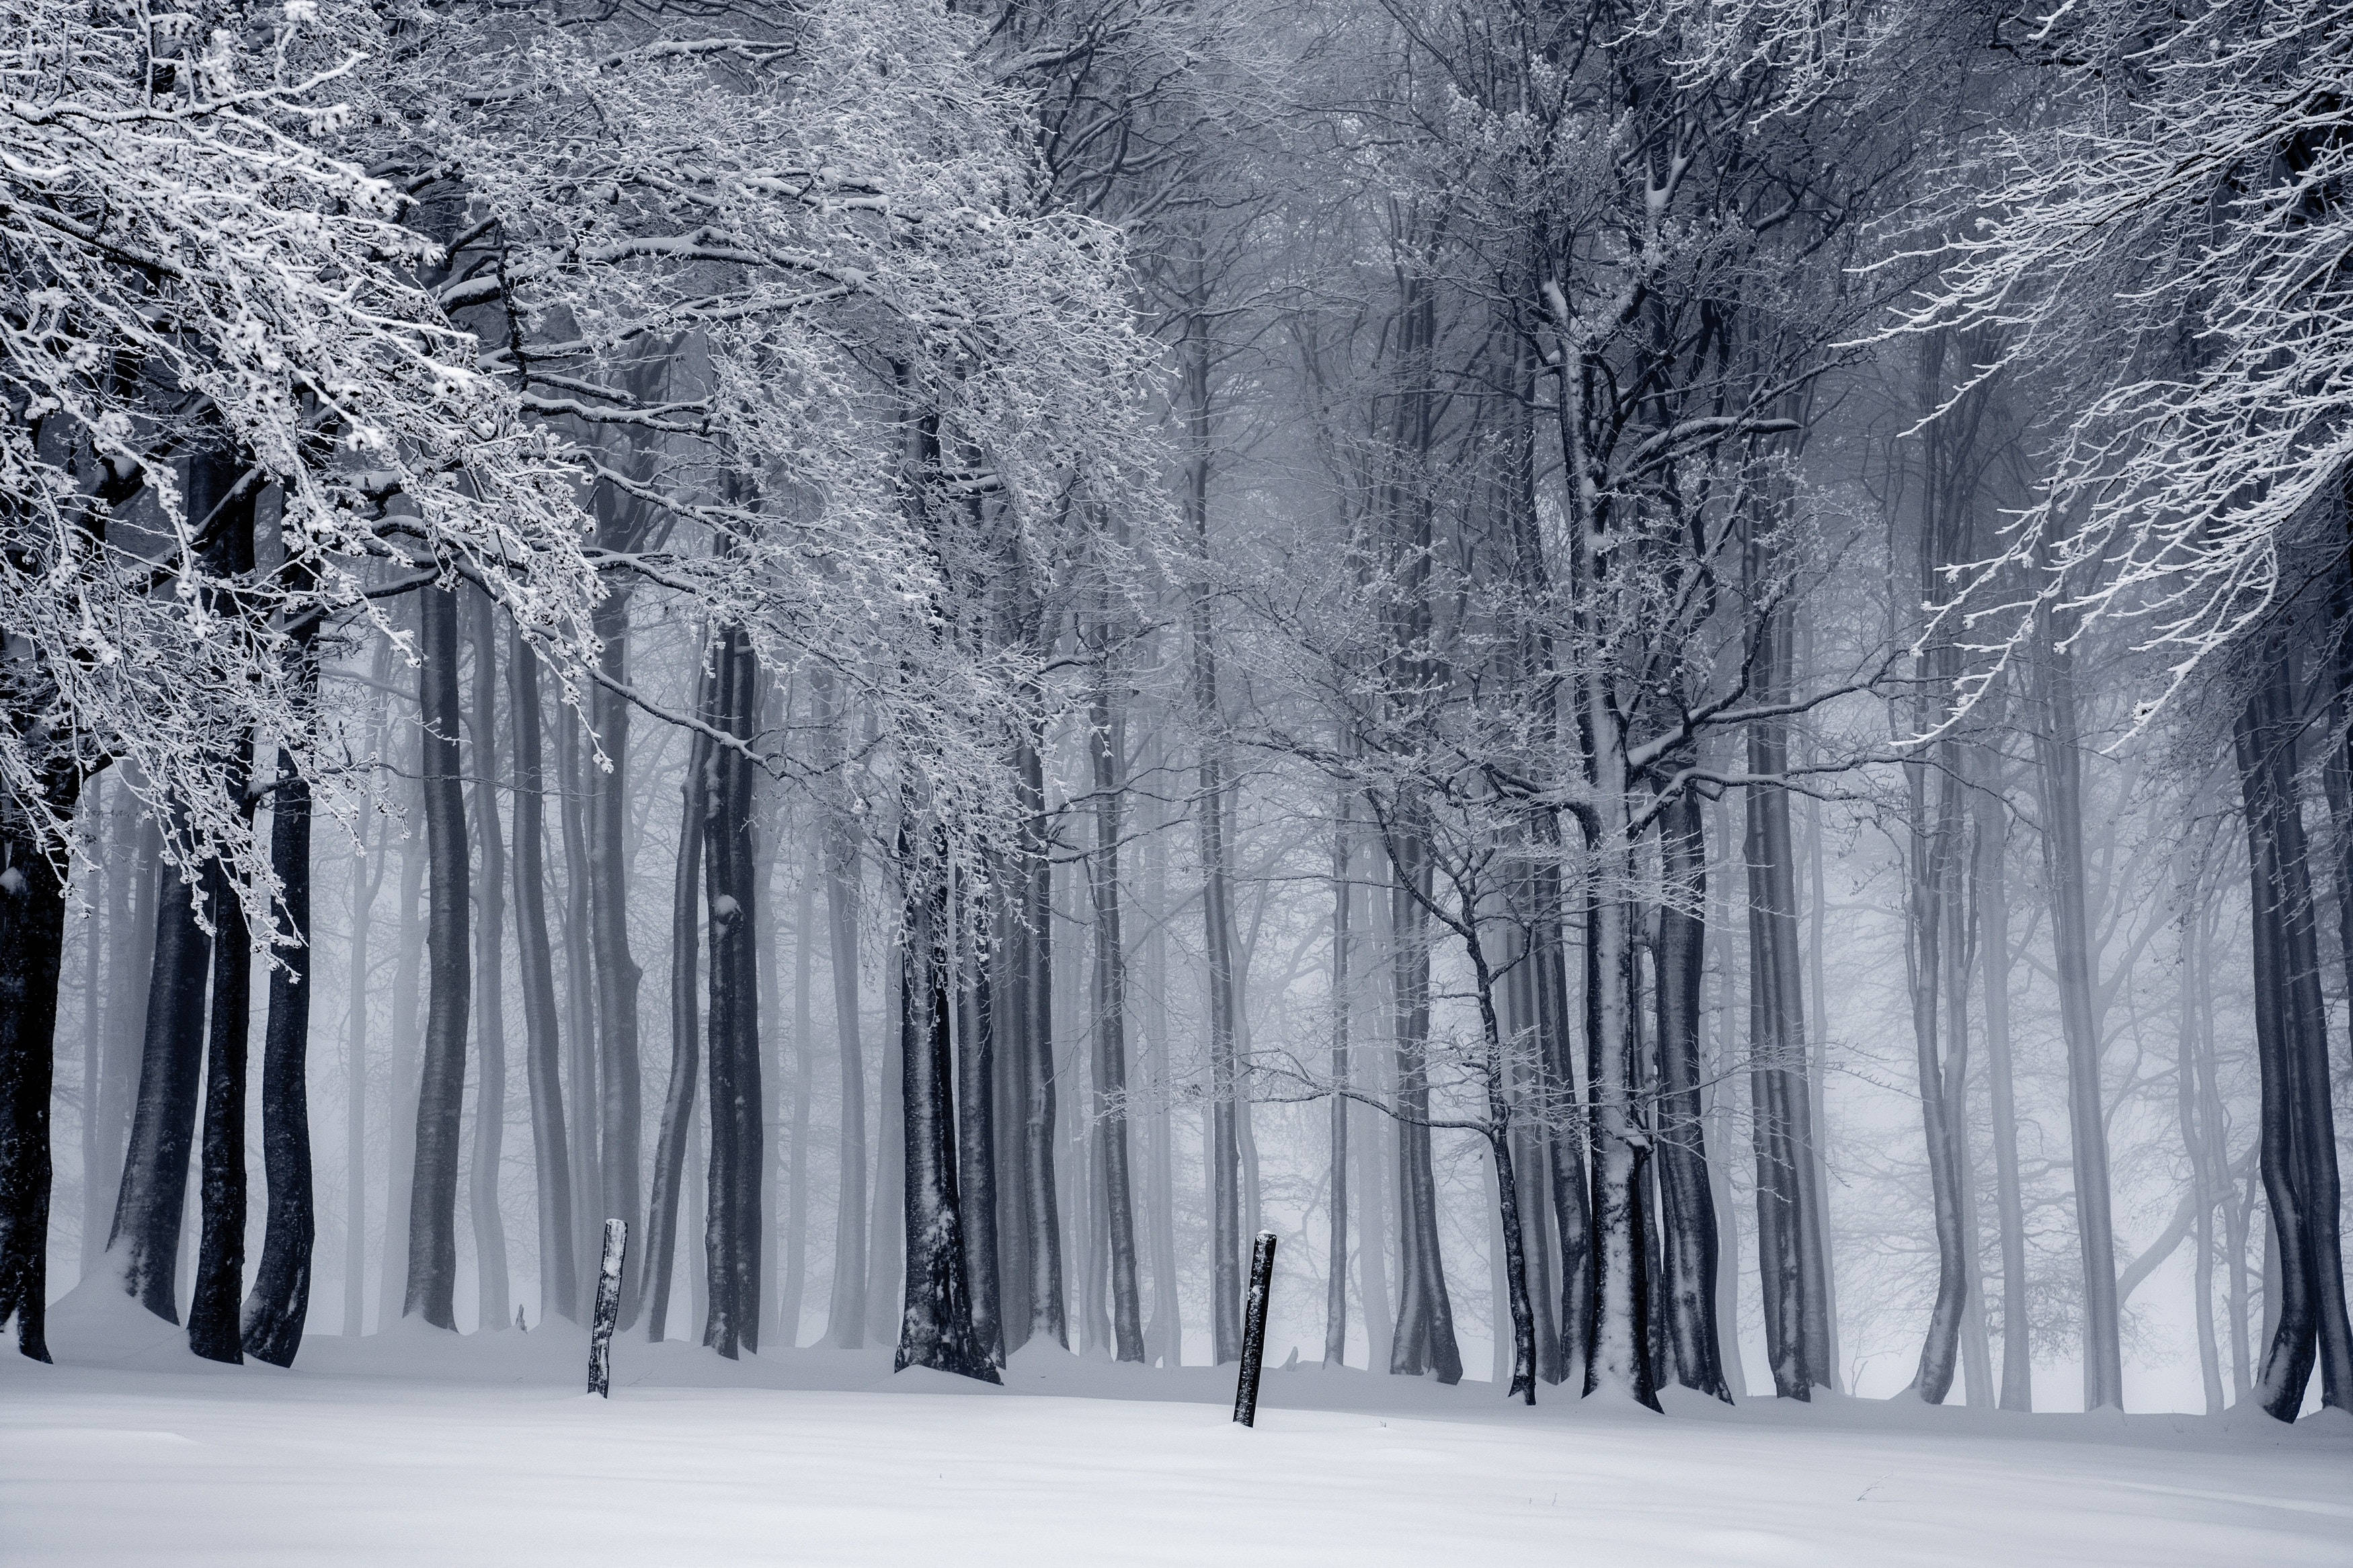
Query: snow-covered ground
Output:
[[7, 1295, 2348, 1567]]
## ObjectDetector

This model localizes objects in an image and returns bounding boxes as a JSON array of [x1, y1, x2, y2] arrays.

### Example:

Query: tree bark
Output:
[[2030, 626, 2124, 1410], [1088, 639, 1144, 1364], [0, 764, 77, 1360], [404, 583, 470, 1329], [508, 629, 576, 1323], [703, 625, 763, 1358], [1654, 789, 1728, 1400], [1325, 790, 1353, 1368], [242, 720, 317, 1364], [2235, 647, 2353, 1417], [893, 824, 997, 1383], [108, 817, 210, 1321], [645, 671, 711, 1345], [816, 666, 869, 1349], [1973, 768, 2034, 1410], [465, 589, 509, 1331]]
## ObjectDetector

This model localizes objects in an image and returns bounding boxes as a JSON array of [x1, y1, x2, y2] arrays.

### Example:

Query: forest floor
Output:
[[7, 1290, 2350, 1567]]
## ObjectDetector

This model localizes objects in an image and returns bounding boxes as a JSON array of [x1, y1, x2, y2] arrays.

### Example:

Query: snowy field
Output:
[[6, 1303, 2349, 1568]]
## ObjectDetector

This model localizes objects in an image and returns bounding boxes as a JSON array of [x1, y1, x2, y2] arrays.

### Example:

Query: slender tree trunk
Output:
[[509, 631, 576, 1323], [1654, 790, 1727, 1400], [379, 739, 425, 1333], [1087, 641, 1144, 1364], [645, 678, 711, 1344], [783, 846, 817, 1348], [466, 590, 509, 1331], [243, 707, 318, 1364], [342, 784, 383, 1337], [588, 585, 643, 1327], [956, 865, 1002, 1364], [108, 813, 211, 1321], [405, 583, 471, 1329], [1970, 768, 2034, 1409], [0, 765, 78, 1359], [2031, 628, 2124, 1410], [703, 626, 763, 1358], [1325, 790, 1352, 1368], [1016, 720, 1066, 1349], [1387, 818, 1463, 1383], [556, 698, 601, 1304]]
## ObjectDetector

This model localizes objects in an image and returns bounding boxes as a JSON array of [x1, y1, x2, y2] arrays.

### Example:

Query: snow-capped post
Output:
[[588, 1219, 628, 1397], [1232, 1231, 1278, 1427]]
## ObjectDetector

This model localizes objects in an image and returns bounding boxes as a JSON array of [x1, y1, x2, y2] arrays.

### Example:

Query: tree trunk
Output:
[[703, 626, 763, 1358], [1387, 819, 1462, 1384], [108, 814, 211, 1321], [378, 744, 425, 1332], [1088, 643, 1144, 1364], [1325, 790, 1353, 1368], [645, 675, 711, 1345], [509, 630, 576, 1323], [242, 723, 317, 1364], [588, 585, 644, 1328], [1016, 718, 1066, 1349], [556, 697, 602, 1305], [815, 667, 869, 1349], [1973, 771, 2034, 1409], [783, 847, 817, 1348], [2030, 628, 2124, 1411], [2235, 647, 2353, 1417], [893, 825, 996, 1383], [466, 589, 509, 1331], [0, 765, 78, 1359], [1654, 789, 1728, 1401], [342, 739, 387, 1338], [405, 583, 471, 1329], [955, 866, 1002, 1363]]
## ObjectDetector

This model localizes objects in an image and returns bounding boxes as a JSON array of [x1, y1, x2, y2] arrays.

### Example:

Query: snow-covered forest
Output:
[[2, 0, 2349, 1559]]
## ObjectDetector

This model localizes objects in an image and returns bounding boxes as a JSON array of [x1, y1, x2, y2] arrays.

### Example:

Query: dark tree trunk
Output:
[[110, 814, 211, 1320], [783, 847, 817, 1346], [703, 626, 762, 1358], [188, 741, 253, 1365], [588, 585, 644, 1328], [1387, 821, 1462, 1384], [1743, 567, 1833, 1399], [1014, 718, 1066, 1349], [241, 726, 316, 1365], [1088, 645, 1144, 1364], [645, 677, 711, 1345], [893, 825, 996, 1383], [405, 583, 470, 1329], [0, 766, 78, 1360], [1654, 790, 1728, 1401], [467, 589, 509, 1330], [1324, 790, 1352, 1368], [556, 697, 602, 1306], [2235, 648, 2353, 1418], [955, 866, 1001, 1363], [508, 630, 577, 1322]]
